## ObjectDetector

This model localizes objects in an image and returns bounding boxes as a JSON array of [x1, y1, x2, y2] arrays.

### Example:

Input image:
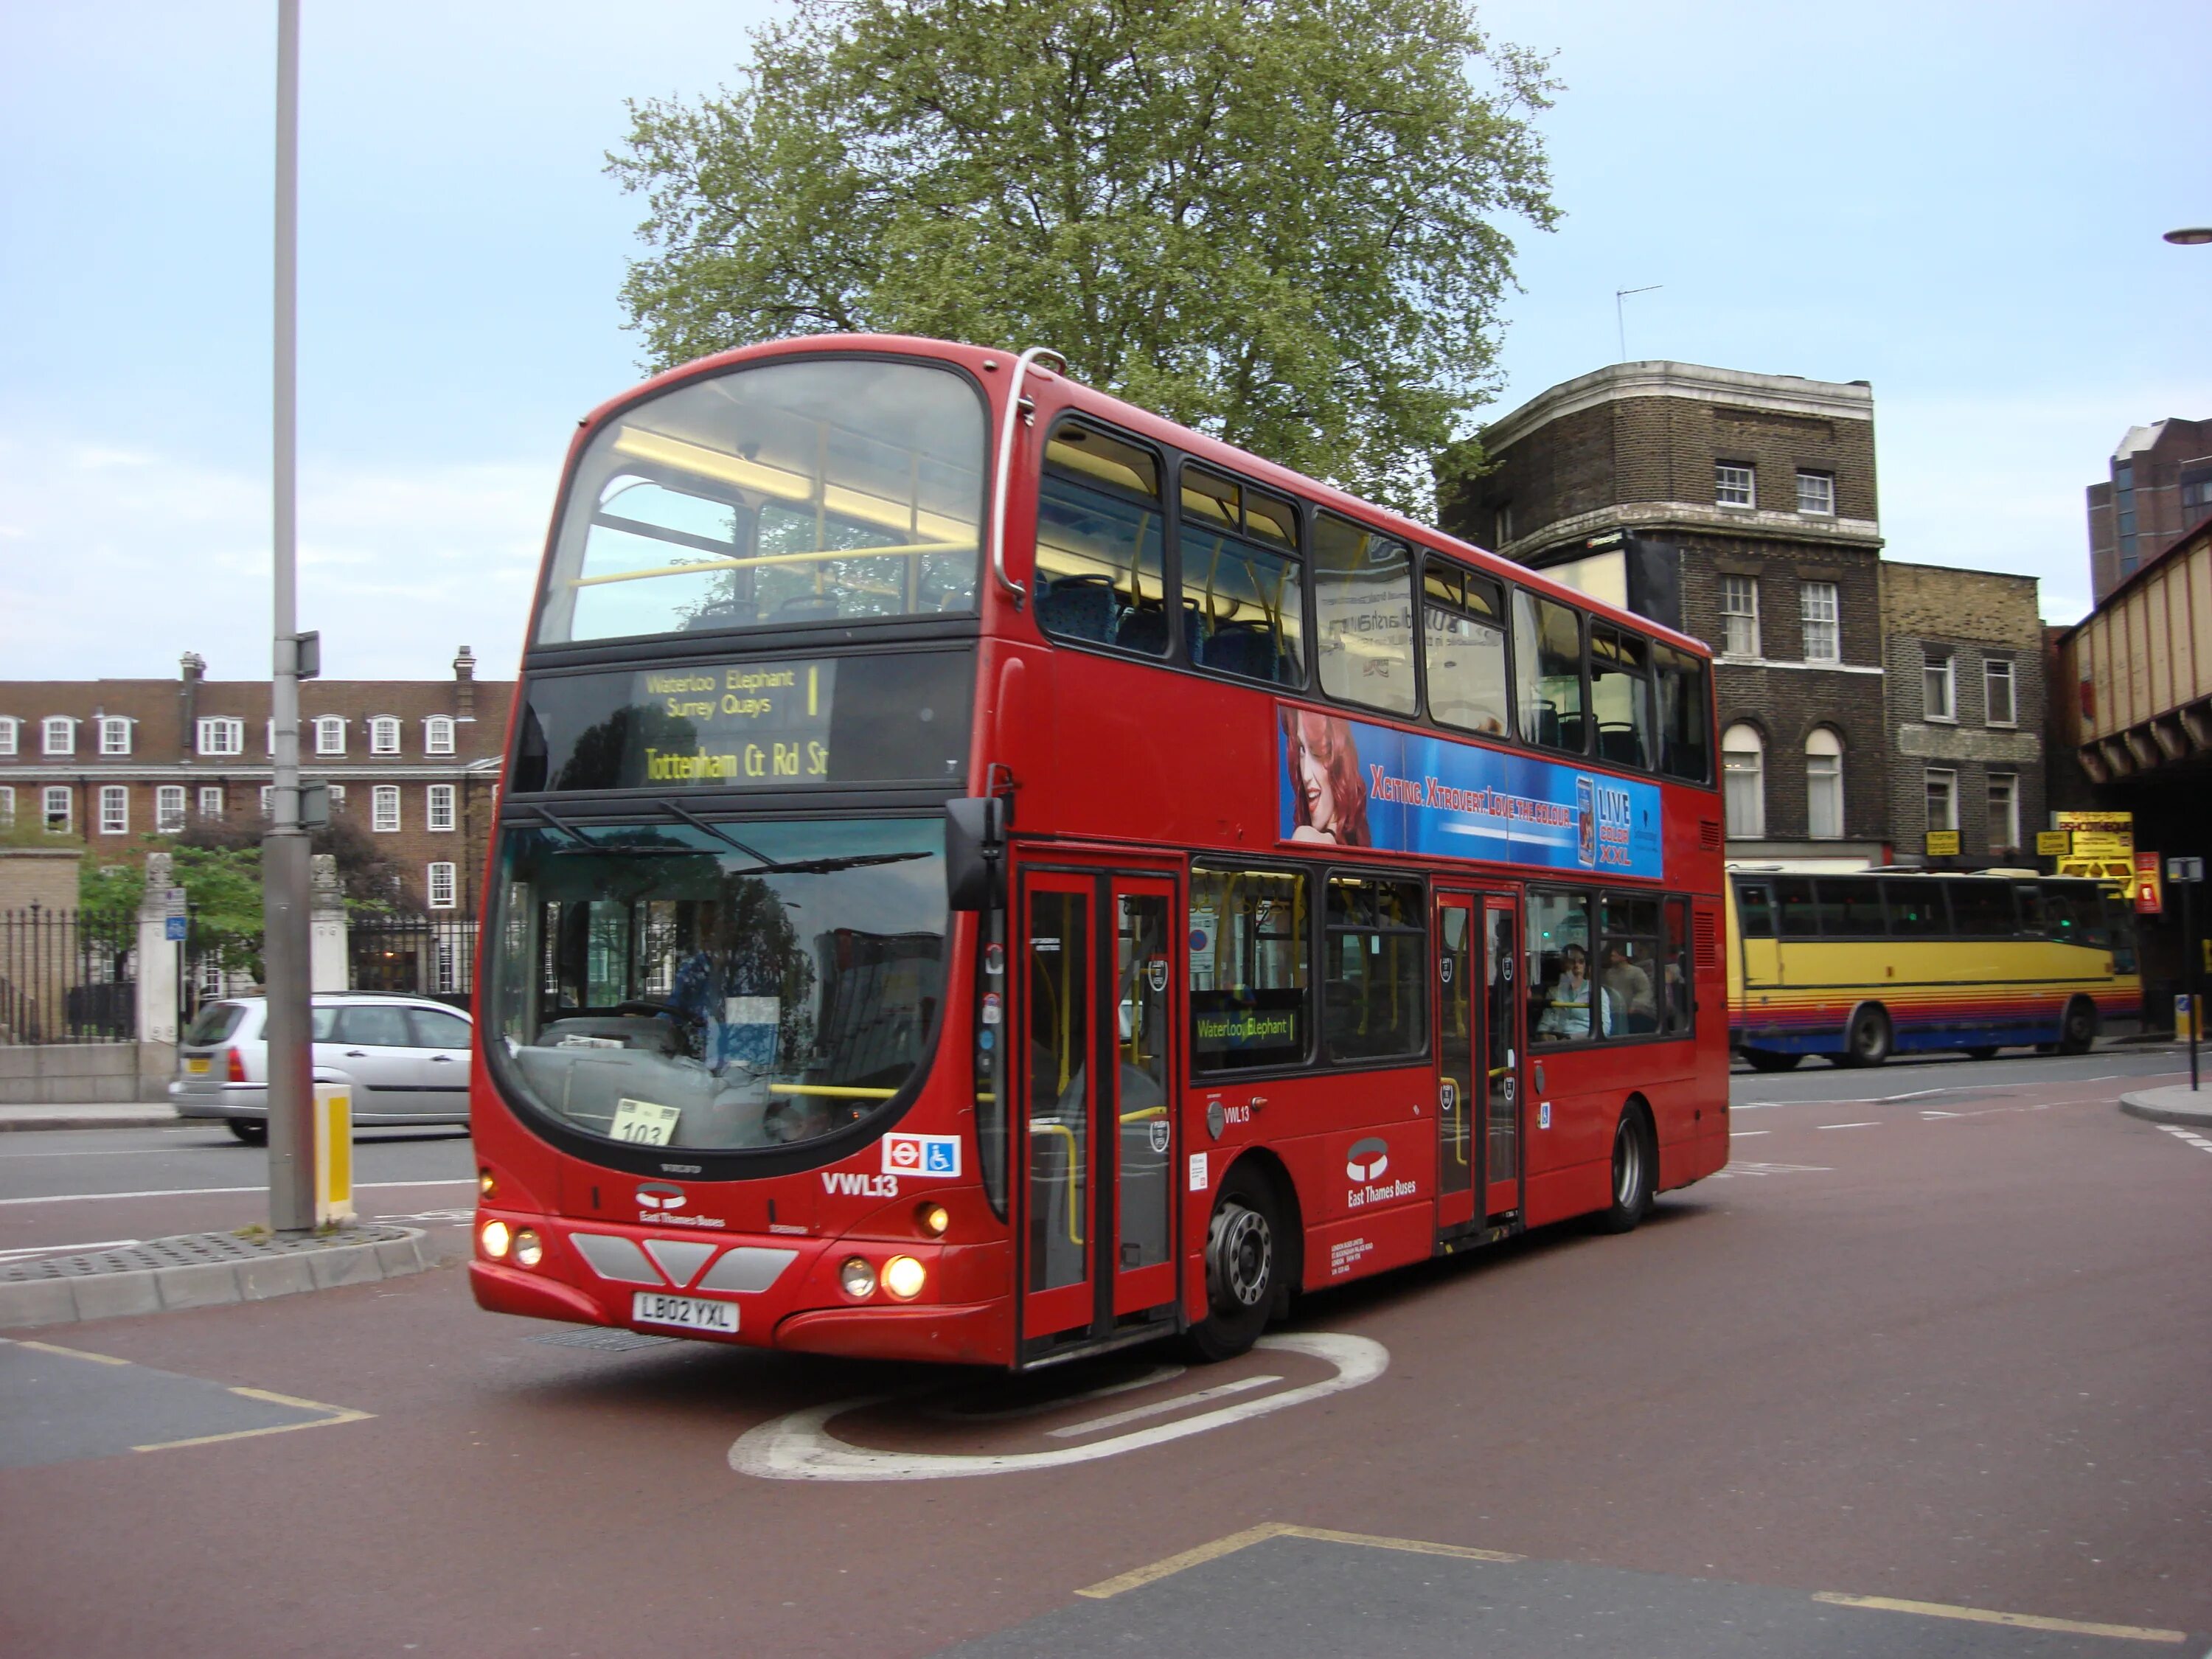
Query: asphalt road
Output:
[[2, 1047, 2207, 1657]]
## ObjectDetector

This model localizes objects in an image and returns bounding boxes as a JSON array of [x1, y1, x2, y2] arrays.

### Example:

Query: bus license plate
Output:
[[632, 1291, 738, 1334]]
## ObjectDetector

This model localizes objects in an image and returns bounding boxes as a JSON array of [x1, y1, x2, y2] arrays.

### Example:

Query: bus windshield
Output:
[[487, 815, 948, 1153], [538, 357, 987, 644]]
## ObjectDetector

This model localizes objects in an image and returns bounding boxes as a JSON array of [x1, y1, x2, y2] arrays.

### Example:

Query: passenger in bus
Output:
[[1537, 944, 1593, 1040], [1602, 945, 1657, 1033], [1284, 708, 1371, 846]]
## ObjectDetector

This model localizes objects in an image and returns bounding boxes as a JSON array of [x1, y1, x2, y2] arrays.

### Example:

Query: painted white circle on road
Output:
[[729, 1332, 1388, 1481]]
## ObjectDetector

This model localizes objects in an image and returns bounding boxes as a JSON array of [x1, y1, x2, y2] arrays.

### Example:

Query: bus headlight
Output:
[[480, 1219, 512, 1260], [839, 1256, 877, 1298], [513, 1228, 543, 1268], [478, 1169, 498, 1199], [917, 1202, 950, 1238], [882, 1255, 926, 1301]]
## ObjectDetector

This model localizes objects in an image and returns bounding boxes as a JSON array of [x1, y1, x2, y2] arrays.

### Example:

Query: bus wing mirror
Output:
[[945, 797, 1007, 911]]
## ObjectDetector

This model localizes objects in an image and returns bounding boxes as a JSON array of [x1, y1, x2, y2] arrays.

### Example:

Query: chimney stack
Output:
[[179, 652, 206, 759], [453, 645, 476, 720]]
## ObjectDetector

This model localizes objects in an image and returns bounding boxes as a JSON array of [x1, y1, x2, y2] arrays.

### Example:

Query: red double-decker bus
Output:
[[468, 334, 1729, 1368]]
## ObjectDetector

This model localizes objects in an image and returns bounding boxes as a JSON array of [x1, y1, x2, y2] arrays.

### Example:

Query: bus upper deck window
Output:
[[1313, 512, 1414, 716], [1423, 563, 1508, 737], [1512, 590, 1587, 754], [1652, 642, 1711, 783], [1036, 422, 1168, 655], [1590, 624, 1653, 770], [1178, 467, 1304, 687]]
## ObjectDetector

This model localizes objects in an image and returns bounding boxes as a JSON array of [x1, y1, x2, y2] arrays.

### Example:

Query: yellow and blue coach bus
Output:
[[1726, 870, 2140, 1069]]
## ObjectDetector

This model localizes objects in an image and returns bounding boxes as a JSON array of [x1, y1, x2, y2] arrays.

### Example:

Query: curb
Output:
[[2118, 1091, 2212, 1129], [0, 1227, 434, 1330], [0, 1109, 182, 1133]]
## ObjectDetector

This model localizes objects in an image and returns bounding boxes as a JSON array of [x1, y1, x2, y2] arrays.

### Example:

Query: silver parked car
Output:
[[171, 993, 474, 1143]]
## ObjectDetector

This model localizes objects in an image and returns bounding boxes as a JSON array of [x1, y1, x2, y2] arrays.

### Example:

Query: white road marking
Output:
[[1046, 1374, 1281, 1439], [1728, 1130, 1770, 1138], [924, 1364, 1186, 1424], [0, 1178, 475, 1207], [730, 1332, 1388, 1481], [0, 1238, 140, 1262], [1709, 1161, 1832, 1179], [1818, 1121, 1879, 1130]]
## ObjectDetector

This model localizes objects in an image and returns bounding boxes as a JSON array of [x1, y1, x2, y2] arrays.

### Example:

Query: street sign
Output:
[[159, 886, 187, 918], [2171, 857, 2205, 883], [2035, 830, 2070, 857], [2057, 811, 2133, 860], [164, 915, 187, 942], [2134, 852, 2164, 915], [1924, 830, 1961, 857]]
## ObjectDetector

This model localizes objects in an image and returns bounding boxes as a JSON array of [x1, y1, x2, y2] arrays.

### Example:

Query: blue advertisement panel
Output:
[[1276, 706, 1665, 880]]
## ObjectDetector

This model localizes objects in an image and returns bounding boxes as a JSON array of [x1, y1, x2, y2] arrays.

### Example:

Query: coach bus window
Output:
[[1512, 591, 1587, 754], [1189, 866, 1310, 1071], [1651, 641, 1711, 782], [1528, 888, 1594, 1043], [1598, 894, 1662, 1034], [1324, 875, 1426, 1060], [1036, 421, 1169, 655], [1944, 879, 2017, 936], [2012, 883, 2046, 936], [486, 815, 947, 1152], [1884, 879, 1948, 935], [540, 358, 986, 643], [1733, 880, 1775, 938], [1774, 876, 1820, 937], [1822, 876, 1887, 936], [2102, 894, 2138, 971], [1177, 466, 1305, 686], [1422, 563, 1509, 734], [1589, 625, 1653, 770], [1313, 513, 1415, 715], [1661, 897, 1692, 1034]]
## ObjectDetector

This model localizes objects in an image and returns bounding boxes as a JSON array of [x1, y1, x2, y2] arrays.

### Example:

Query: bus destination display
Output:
[[512, 650, 973, 793]]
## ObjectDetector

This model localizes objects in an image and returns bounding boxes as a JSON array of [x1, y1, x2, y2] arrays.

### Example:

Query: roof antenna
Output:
[[1616, 285, 1663, 363]]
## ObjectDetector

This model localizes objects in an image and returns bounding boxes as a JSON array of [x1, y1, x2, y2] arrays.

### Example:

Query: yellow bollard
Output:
[[315, 1082, 354, 1225]]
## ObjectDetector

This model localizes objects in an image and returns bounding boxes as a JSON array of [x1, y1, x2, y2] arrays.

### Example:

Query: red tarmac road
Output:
[[2, 1062, 2207, 1657]]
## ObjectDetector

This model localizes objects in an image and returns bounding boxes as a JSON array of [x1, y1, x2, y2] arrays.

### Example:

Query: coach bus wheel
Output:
[[1189, 1167, 1279, 1363], [1837, 1006, 1892, 1068], [1742, 1049, 1801, 1073], [1963, 1046, 2000, 1062], [227, 1119, 268, 1145], [1596, 1107, 1655, 1234], [2057, 998, 2098, 1055]]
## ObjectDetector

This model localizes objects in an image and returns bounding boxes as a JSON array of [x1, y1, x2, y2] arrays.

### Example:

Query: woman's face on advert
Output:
[[1297, 716, 1337, 832]]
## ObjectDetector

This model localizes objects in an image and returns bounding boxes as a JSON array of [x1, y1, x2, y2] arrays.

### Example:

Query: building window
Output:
[[0, 717, 16, 757], [1493, 502, 1513, 546], [427, 861, 458, 910], [1923, 648, 1955, 721], [1925, 768, 1958, 833], [427, 784, 456, 832], [372, 785, 400, 832], [370, 717, 401, 755], [260, 785, 274, 818], [44, 787, 72, 832], [314, 716, 347, 756], [156, 785, 187, 833], [1806, 729, 1844, 839], [1719, 574, 1759, 658], [1987, 773, 2019, 853], [98, 717, 132, 756], [0, 785, 12, 825], [198, 717, 244, 757], [326, 784, 346, 813], [43, 717, 76, 757], [424, 716, 456, 756], [266, 718, 278, 757], [2115, 461, 2133, 490], [1722, 723, 1765, 838], [198, 786, 224, 821], [1984, 658, 2016, 726], [1715, 462, 1756, 508], [1795, 470, 1835, 515], [98, 785, 128, 835], [1801, 581, 1840, 664]]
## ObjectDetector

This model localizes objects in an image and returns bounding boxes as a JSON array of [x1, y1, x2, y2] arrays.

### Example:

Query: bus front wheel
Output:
[[1189, 1167, 1279, 1363], [1837, 1006, 1892, 1068], [2058, 997, 2098, 1055], [1742, 1049, 1801, 1073]]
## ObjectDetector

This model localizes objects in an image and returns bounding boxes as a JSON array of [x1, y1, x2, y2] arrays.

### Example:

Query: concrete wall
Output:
[[0, 1043, 143, 1105], [0, 846, 85, 914]]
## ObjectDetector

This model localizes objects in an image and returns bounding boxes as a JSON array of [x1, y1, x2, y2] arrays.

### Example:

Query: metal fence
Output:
[[0, 905, 136, 1044], [349, 911, 478, 1009]]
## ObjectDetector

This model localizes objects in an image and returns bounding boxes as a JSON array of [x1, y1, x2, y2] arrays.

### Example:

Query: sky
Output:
[[1, 0, 2206, 684]]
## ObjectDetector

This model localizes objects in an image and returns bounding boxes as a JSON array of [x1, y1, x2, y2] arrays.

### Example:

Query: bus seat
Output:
[[776, 594, 841, 621], [1039, 574, 1120, 642], [1113, 603, 1171, 656], [1597, 723, 1643, 766], [1204, 621, 1279, 680], [1535, 703, 1560, 748]]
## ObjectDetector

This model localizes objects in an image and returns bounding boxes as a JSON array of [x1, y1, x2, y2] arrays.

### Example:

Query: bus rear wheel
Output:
[[1742, 1049, 1801, 1073], [1836, 1006, 1892, 1068], [1188, 1166, 1279, 1363], [1596, 1107, 1655, 1234], [2058, 997, 2098, 1055]]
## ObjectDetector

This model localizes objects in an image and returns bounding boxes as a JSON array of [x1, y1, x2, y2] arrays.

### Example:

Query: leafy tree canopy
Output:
[[612, 0, 1559, 512]]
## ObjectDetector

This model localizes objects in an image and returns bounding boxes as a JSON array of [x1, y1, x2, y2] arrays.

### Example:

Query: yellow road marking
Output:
[[1076, 1523, 1521, 1599], [1812, 1592, 2186, 1644], [133, 1386, 374, 1454], [10, 1338, 131, 1366]]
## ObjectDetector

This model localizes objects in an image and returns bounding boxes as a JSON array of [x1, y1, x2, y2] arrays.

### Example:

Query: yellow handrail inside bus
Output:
[[571, 541, 973, 588], [767, 1083, 898, 1099], [1028, 1121, 1084, 1245]]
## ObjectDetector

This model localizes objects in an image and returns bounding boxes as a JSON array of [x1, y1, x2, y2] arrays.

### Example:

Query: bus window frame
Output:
[[1417, 552, 1513, 741], [1524, 883, 1697, 1052], [1034, 412, 1173, 661], [1171, 456, 1309, 691], [1320, 866, 1431, 1065], [1512, 585, 1593, 758], [1189, 855, 1320, 1078]]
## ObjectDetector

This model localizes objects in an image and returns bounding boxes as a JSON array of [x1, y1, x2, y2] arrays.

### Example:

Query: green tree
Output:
[[612, 0, 1558, 511]]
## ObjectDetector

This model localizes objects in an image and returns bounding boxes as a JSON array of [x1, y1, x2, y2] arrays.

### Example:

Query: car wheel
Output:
[[1186, 1166, 1279, 1363], [1742, 1049, 1801, 1073], [227, 1119, 268, 1145], [1595, 1107, 1655, 1234], [1836, 1006, 1892, 1068]]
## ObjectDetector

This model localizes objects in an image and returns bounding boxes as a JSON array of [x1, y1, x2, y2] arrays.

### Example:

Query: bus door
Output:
[[1434, 891, 1479, 1230], [1017, 869, 1179, 1352], [1482, 893, 1524, 1222]]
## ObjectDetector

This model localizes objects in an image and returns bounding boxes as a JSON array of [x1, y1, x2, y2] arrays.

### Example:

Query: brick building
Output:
[[1878, 563, 2045, 863], [2085, 416, 2212, 602], [1442, 361, 1889, 866], [0, 650, 510, 911]]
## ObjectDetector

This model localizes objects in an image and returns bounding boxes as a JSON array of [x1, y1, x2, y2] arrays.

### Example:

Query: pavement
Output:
[[0, 1101, 181, 1132], [2117, 1082, 2212, 1127]]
